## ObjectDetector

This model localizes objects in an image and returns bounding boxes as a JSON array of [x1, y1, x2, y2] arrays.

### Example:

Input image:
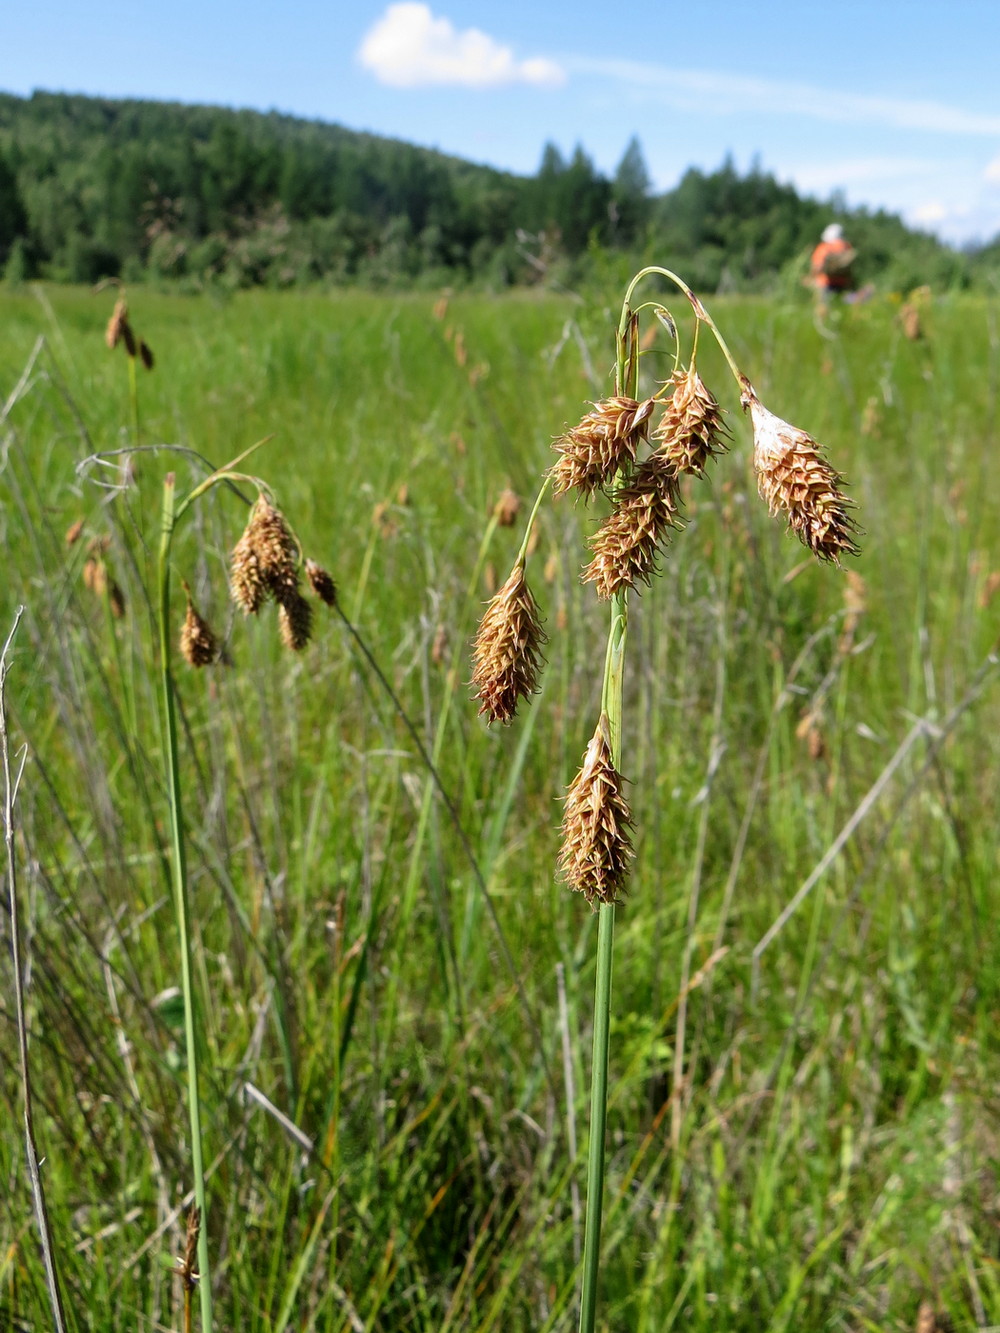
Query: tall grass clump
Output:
[[472, 267, 859, 1330]]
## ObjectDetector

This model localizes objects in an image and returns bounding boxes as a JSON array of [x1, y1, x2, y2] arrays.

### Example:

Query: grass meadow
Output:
[[1, 280, 999, 1332]]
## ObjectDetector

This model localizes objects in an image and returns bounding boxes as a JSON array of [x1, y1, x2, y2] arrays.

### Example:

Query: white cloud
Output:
[[789, 156, 945, 195], [358, 4, 565, 90], [985, 155, 1000, 184], [569, 56, 1000, 137]]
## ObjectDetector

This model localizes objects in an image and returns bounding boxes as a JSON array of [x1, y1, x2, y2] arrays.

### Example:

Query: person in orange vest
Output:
[[810, 223, 856, 299]]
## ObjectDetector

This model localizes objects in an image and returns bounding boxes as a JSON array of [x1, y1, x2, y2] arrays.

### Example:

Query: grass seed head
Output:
[[105, 298, 134, 352], [582, 457, 682, 598], [558, 715, 634, 907], [139, 338, 155, 370], [277, 589, 313, 651], [471, 560, 547, 725], [551, 396, 655, 498], [742, 383, 860, 564], [230, 495, 298, 614], [180, 594, 218, 667], [305, 558, 337, 607], [652, 368, 729, 475], [493, 487, 521, 527]]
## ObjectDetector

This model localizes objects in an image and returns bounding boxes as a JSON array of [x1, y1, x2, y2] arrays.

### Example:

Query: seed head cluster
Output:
[[742, 384, 860, 564], [229, 495, 338, 652], [652, 368, 728, 475], [551, 396, 655, 498], [558, 717, 634, 906], [471, 560, 546, 725]]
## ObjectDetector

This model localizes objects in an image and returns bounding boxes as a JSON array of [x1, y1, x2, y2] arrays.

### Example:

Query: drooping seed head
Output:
[[230, 495, 298, 614], [277, 589, 313, 652], [652, 368, 729, 476], [139, 339, 155, 370], [493, 487, 521, 527], [551, 396, 655, 498], [558, 715, 634, 907], [582, 456, 682, 599], [471, 560, 547, 725], [105, 298, 130, 351], [741, 381, 860, 564], [180, 594, 218, 668], [305, 558, 338, 607]]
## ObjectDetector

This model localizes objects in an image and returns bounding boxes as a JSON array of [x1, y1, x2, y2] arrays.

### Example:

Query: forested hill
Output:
[[0, 89, 985, 291]]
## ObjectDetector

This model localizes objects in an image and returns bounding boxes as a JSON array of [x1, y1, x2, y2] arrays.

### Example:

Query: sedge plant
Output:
[[157, 444, 338, 1332], [470, 267, 860, 1331]]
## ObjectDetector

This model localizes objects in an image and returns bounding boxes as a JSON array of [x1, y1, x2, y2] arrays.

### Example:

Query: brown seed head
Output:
[[305, 559, 337, 607], [105, 298, 129, 350], [652, 368, 728, 475], [493, 487, 521, 527], [139, 338, 155, 370], [558, 715, 634, 907], [83, 557, 107, 596], [742, 384, 860, 564], [180, 595, 218, 667], [65, 517, 85, 546], [551, 396, 655, 498], [230, 496, 298, 614], [582, 457, 682, 599], [471, 560, 546, 725], [277, 589, 313, 652]]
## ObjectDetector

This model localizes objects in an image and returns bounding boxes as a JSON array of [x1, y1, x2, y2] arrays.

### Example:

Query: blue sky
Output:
[[5, 1, 1000, 245]]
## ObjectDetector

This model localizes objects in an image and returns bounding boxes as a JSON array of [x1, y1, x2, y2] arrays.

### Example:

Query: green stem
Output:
[[158, 474, 214, 1332], [579, 316, 635, 1330], [128, 353, 140, 445], [619, 265, 744, 387]]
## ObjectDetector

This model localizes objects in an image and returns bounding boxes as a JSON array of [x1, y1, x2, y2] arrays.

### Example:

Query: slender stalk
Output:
[[579, 312, 635, 1332], [158, 474, 214, 1332], [2, 609, 70, 1333]]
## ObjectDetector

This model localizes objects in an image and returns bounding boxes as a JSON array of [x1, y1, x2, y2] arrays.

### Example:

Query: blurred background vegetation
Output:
[[1, 89, 996, 295]]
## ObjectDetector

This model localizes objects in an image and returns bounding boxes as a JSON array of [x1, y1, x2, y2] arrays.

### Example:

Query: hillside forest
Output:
[[1, 90, 997, 293]]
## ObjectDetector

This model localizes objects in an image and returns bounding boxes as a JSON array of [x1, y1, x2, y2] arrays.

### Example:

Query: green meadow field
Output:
[[1, 280, 999, 1331]]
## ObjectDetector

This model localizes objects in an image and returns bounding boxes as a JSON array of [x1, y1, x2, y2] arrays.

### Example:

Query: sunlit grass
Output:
[[1, 282, 998, 1331]]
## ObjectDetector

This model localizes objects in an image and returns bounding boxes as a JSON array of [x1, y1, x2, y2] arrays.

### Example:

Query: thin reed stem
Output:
[[579, 309, 635, 1332], [158, 474, 214, 1332], [2, 608, 70, 1333]]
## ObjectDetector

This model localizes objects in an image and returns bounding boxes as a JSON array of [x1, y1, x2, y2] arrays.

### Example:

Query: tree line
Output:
[[0, 90, 993, 292]]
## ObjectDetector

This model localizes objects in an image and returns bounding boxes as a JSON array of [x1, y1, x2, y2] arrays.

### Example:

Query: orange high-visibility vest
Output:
[[811, 239, 854, 290]]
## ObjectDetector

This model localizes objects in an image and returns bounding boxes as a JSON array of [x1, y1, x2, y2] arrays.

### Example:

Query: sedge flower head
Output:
[[471, 560, 546, 725], [558, 716, 634, 906], [551, 396, 655, 498], [582, 457, 682, 599], [652, 367, 728, 476], [742, 382, 860, 564]]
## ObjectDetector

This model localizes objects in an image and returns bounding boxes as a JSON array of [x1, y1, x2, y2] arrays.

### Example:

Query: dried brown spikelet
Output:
[[741, 382, 860, 564], [652, 367, 728, 475], [582, 457, 682, 599], [65, 517, 85, 546], [138, 339, 155, 370], [277, 590, 313, 651], [180, 595, 218, 668], [471, 560, 546, 725], [83, 557, 107, 595], [551, 396, 655, 498], [105, 298, 129, 350], [108, 581, 126, 619], [493, 487, 521, 527], [558, 715, 634, 906], [305, 559, 337, 607]]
